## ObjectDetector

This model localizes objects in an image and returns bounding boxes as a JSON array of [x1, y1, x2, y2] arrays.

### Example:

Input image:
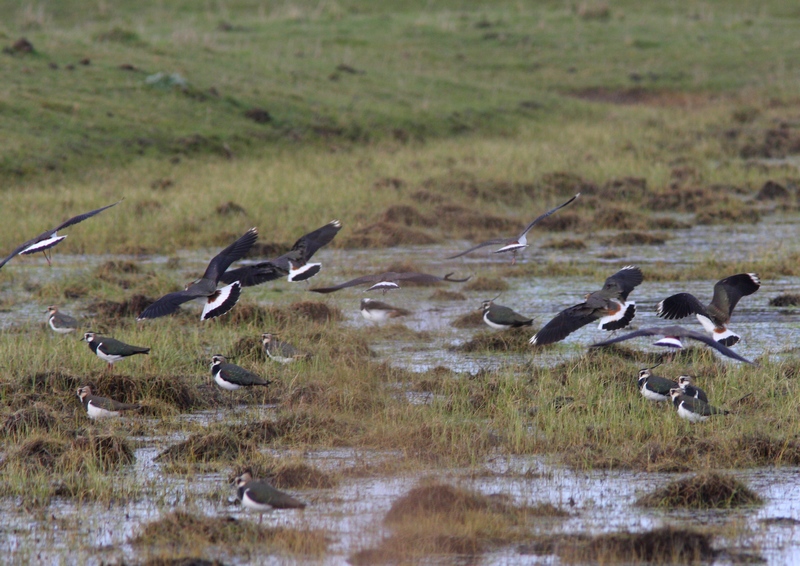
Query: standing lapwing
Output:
[[77, 385, 140, 419], [656, 273, 760, 346], [235, 472, 306, 523], [211, 354, 271, 403], [446, 193, 580, 264], [82, 332, 150, 370], [589, 325, 756, 365], [138, 227, 258, 321], [262, 333, 310, 364], [677, 375, 709, 403], [46, 305, 78, 334], [0, 200, 121, 269], [530, 266, 643, 345], [481, 299, 533, 330], [360, 298, 411, 322], [310, 271, 470, 294], [220, 220, 342, 286], [669, 388, 729, 423], [637, 365, 678, 403]]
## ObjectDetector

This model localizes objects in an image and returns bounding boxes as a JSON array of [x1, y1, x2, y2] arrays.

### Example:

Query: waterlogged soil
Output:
[[2, 219, 800, 563]]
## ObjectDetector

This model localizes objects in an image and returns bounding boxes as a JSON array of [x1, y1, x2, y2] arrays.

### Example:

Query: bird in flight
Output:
[[138, 228, 258, 321], [310, 271, 470, 293], [0, 200, 121, 269], [446, 193, 579, 264]]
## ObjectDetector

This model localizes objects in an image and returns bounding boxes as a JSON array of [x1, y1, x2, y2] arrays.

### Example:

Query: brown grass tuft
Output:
[[89, 294, 157, 318], [156, 431, 257, 464], [289, 301, 343, 322], [132, 511, 328, 556], [553, 527, 715, 563], [454, 328, 532, 352], [636, 472, 762, 509], [450, 310, 484, 328], [463, 277, 509, 292]]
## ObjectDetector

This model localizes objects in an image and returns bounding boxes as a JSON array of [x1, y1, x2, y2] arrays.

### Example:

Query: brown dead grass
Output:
[[454, 328, 532, 352], [636, 472, 763, 509], [132, 511, 328, 557], [450, 310, 484, 329]]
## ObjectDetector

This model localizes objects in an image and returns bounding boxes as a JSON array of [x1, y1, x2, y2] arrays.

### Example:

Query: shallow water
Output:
[[2, 219, 800, 563]]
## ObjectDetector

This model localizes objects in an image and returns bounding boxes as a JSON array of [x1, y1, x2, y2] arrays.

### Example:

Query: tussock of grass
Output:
[[636, 472, 762, 509], [529, 527, 716, 563], [156, 431, 257, 465], [350, 483, 564, 564], [463, 277, 509, 293], [429, 290, 467, 301], [769, 293, 800, 307], [232, 458, 336, 490], [450, 310, 484, 329], [131, 511, 328, 557], [2, 403, 60, 437]]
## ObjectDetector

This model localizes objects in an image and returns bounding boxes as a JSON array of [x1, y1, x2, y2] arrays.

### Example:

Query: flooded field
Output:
[[2, 219, 800, 564]]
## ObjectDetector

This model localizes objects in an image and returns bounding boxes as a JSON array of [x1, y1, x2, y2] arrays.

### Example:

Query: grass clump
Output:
[[131, 511, 328, 557], [350, 483, 565, 564], [636, 472, 763, 509], [543, 527, 716, 563], [454, 328, 532, 352], [156, 430, 257, 465]]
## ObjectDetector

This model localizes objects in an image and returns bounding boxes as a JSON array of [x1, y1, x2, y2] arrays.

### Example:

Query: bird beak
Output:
[[648, 361, 662, 370]]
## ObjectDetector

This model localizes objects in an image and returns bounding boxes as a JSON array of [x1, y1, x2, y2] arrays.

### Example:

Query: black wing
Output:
[[589, 325, 756, 365], [287, 219, 341, 263], [51, 199, 123, 232], [601, 265, 643, 301], [445, 193, 579, 259], [0, 199, 122, 268], [711, 273, 761, 316], [657, 293, 706, 320], [517, 193, 580, 237], [530, 303, 596, 345], [137, 290, 198, 320], [219, 261, 287, 287], [201, 227, 258, 282]]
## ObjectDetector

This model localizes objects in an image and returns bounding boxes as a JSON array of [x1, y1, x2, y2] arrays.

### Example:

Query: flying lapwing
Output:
[[446, 193, 580, 264], [589, 325, 757, 365], [0, 200, 121, 269], [220, 220, 342, 286], [138, 227, 258, 321], [310, 271, 470, 294], [657, 273, 760, 346], [530, 265, 643, 345]]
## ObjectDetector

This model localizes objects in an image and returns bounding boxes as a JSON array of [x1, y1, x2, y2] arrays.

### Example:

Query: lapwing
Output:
[[530, 265, 643, 345], [656, 273, 760, 346], [77, 385, 140, 419], [589, 325, 756, 365], [669, 388, 729, 423], [310, 271, 470, 293], [360, 298, 411, 322], [262, 333, 310, 364], [221, 220, 342, 286], [82, 332, 150, 370], [211, 354, 271, 402], [46, 305, 78, 334], [480, 298, 533, 330], [637, 365, 678, 403], [446, 193, 580, 264], [137, 227, 258, 321], [0, 200, 121, 269], [677, 375, 709, 403], [235, 472, 306, 523]]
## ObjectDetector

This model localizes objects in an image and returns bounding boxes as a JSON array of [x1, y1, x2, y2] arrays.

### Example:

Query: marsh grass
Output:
[[636, 472, 763, 509], [350, 482, 566, 564], [132, 511, 329, 557]]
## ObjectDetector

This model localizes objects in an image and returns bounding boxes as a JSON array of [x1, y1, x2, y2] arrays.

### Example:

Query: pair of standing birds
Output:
[[637, 367, 729, 422]]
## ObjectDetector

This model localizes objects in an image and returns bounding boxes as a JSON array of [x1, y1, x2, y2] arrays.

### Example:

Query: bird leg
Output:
[[43, 250, 52, 266]]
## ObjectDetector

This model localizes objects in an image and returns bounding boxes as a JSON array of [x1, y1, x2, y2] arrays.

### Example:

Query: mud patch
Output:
[[636, 471, 762, 509]]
